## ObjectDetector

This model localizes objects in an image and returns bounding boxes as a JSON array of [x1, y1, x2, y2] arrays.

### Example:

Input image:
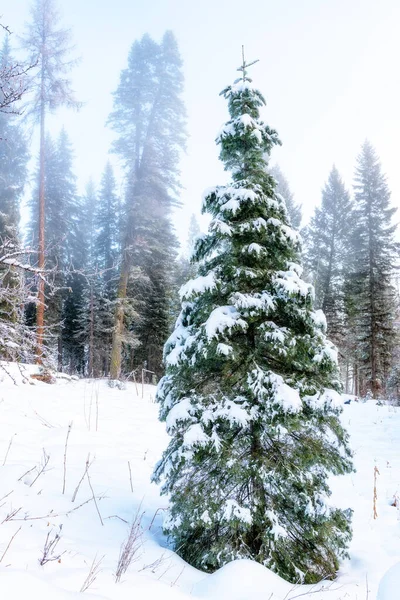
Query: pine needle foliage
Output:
[[153, 63, 353, 584]]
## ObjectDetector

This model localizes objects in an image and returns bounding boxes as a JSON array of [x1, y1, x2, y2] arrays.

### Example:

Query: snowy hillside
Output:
[[0, 363, 399, 599]]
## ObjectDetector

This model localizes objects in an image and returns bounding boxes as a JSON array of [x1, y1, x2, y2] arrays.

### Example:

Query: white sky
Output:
[[3, 0, 400, 245]]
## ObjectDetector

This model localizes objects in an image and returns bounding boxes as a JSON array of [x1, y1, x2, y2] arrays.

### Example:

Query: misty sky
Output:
[[3, 0, 400, 245]]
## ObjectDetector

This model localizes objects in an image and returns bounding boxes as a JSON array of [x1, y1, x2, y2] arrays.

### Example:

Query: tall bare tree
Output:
[[22, 0, 80, 361]]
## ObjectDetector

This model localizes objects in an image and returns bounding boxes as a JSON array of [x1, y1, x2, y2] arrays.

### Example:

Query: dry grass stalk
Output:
[[0, 526, 21, 563], [139, 552, 169, 574], [128, 461, 133, 492], [62, 421, 73, 494], [80, 553, 105, 593], [17, 466, 36, 482], [148, 507, 167, 531], [95, 386, 99, 432], [86, 466, 103, 526], [72, 454, 93, 502], [171, 565, 185, 587], [29, 449, 51, 488], [3, 434, 15, 466], [373, 465, 380, 519], [1, 507, 22, 523], [10, 496, 95, 521], [0, 489, 13, 503], [115, 505, 144, 582]]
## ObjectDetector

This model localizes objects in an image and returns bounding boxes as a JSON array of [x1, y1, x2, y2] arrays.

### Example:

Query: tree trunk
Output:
[[368, 211, 378, 397], [57, 336, 63, 371], [354, 362, 358, 396], [88, 280, 94, 377], [109, 259, 129, 380], [36, 85, 46, 363]]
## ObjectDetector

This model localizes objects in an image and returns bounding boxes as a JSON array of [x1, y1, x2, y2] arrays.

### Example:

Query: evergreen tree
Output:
[[349, 142, 398, 397], [82, 179, 97, 268], [302, 166, 352, 355], [57, 130, 86, 372], [108, 31, 186, 379], [82, 168, 120, 376], [153, 60, 353, 584], [269, 164, 301, 228]]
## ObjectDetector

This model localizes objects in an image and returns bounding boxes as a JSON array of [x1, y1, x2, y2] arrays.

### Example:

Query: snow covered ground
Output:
[[0, 362, 399, 599]]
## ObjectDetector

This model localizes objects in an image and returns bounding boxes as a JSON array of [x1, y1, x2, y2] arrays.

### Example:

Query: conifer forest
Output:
[[1, 2, 400, 599]]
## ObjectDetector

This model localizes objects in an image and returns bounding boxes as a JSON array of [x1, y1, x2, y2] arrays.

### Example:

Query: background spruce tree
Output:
[[302, 166, 353, 364], [87, 164, 120, 375], [108, 31, 186, 379], [269, 164, 301, 228], [153, 58, 353, 584], [348, 142, 398, 397]]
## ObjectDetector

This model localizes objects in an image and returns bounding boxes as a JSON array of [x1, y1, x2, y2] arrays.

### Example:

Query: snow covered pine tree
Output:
[[153, 56, 353, 584]]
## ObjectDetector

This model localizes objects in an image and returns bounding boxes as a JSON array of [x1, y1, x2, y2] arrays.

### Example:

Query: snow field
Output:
[[0, 363, 399, 599]]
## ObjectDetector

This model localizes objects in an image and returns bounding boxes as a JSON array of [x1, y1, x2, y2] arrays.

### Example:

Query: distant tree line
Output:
[[0, 0, 399, 400]]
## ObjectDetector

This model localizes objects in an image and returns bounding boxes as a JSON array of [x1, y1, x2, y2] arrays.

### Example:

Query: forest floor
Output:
[[0, 362, 399, 599]]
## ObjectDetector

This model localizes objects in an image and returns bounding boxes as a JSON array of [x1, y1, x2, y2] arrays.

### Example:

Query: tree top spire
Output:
[[237, 45, 259, 82]]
